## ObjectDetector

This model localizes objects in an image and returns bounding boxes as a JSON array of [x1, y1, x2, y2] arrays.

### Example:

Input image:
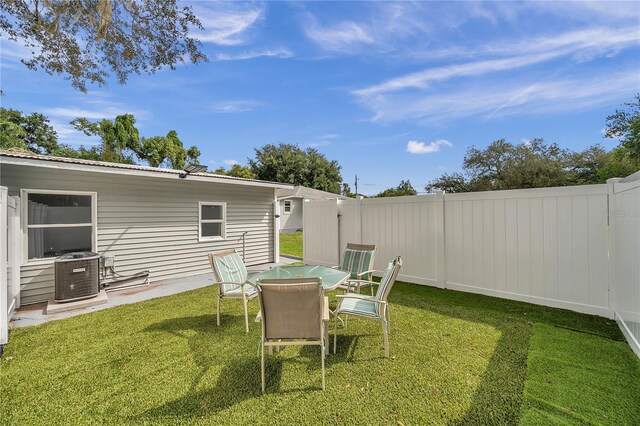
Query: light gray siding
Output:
[[280, 198, 303, 231], [2, 164, 275, 304]]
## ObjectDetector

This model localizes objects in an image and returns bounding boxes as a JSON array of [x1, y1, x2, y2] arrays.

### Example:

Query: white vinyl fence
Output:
[[1, 187, 20, 347], [304, 180, 640, 355], [609, 174, 640, 357], [305, 184, 611, 317]]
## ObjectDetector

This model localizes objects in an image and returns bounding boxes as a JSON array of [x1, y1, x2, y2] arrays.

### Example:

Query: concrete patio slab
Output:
[[45, 290, 109, 314], [11, 258, 297, 329]]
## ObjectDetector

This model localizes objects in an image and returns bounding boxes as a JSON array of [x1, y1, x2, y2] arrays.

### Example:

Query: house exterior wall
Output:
[[279, 198, 303, 232], [1, 164, 275, 305]]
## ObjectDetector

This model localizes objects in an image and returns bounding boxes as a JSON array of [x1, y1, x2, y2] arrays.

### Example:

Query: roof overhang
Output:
[[0, 154, 293, 190]]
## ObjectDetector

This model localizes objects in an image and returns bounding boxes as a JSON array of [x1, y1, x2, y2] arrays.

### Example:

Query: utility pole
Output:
[[355, 174, 359, 196]]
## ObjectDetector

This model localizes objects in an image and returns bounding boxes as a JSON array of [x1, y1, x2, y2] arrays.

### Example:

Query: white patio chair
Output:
[[336, 243, 377, 295], [256, 277, 329, 392], [209, 249, 257, 333], [333, 256, 402, 358]]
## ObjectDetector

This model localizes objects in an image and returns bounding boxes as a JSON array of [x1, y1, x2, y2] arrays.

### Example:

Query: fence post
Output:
[[1, 187, 8, 347], [273, 188, 280, 264], [606, 178, 621, 318], [435, 191, 446, 289], [357, 196, 363, 244]]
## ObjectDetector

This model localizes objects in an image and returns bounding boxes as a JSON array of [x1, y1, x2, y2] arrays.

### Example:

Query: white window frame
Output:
[[21, 189, 98, 265], [284, 200, 292, 214], [198, 201, 226, 242]]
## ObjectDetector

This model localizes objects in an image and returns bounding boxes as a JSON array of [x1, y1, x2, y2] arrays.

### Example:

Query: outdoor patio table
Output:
[[248, 265, 350, 291], [249, 265, 350, 327]]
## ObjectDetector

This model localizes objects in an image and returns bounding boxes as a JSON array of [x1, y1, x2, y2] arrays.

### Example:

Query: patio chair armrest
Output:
[[355, 269, 376, 278], [336, 294, 386, 304], [214, 281, 242, 286], [345, 279, 378, 286], [323, 296, 330, 322]]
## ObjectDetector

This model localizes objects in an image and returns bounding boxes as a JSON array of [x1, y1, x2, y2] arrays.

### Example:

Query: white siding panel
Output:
[[2, 164, 275, 304]]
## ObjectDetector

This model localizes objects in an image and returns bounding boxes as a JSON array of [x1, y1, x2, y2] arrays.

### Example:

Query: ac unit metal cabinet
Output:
[[54, 252, 100, 302]]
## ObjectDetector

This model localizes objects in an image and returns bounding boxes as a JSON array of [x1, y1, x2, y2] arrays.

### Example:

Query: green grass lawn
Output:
[[280, 231, 303, 258], [2, 282, 639, 425]]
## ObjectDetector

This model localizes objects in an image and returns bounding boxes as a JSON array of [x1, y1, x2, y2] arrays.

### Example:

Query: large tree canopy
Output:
[[426, 139, 613, 193], [0, 0, 208, 92], [598, 94, 640, 180], [248, 143, 342, 193], [71, 114, 200, 168], [0, 108, 58, 153], [375, 180, 418, 197], [213, 164, 256, 179], [0, 108, 201, 169]]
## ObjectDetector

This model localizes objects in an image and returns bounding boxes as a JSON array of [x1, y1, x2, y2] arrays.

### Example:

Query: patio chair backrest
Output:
[[257, 278, 323, 341], [209, 249, 248, 294], [341, 243, 376, 281], [374, 257, 403, 307]]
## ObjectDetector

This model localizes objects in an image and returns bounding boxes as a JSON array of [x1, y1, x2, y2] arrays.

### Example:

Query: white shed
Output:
[[276, 186, 347, 233], [0, 150, 291, 305]]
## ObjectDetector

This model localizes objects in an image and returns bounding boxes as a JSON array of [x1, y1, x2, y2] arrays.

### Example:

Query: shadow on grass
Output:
[[133, 357, 281, 422], [134, 315, 359, 422]]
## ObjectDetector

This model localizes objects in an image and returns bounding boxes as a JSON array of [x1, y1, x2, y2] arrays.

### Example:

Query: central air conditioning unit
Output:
[[54, 252, 100, 302]]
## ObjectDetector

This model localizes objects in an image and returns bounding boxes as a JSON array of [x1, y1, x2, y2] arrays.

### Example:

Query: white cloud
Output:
[[214, 48, 293, 61], [38, 96, 149, 146], [304, 20, 374, 53], [406, 139, 453, 154], [361, 69, 639, 124], [43, 107, 115, 120], [209, 100, 261, 114], [0, 37, 34, 67], [192, 2, 263, 46], [223, 159, 239, 166], [354, 26, 640, 98]]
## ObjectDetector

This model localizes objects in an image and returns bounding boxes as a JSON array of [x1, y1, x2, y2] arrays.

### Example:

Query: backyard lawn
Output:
[[1, 281, 639, 425], [280, 231, 303, 258]]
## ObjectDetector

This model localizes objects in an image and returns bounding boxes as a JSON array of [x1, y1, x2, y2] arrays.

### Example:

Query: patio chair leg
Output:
[[261, 342, 265, 393], [243, 297, 249, 334], [382, 322, 390, 358], [321, 342, 326, 390], [333, 314, 338, 354], [370, 285, 374, 296], [386, 307, 390, 335], [216, 296, 221, 326]]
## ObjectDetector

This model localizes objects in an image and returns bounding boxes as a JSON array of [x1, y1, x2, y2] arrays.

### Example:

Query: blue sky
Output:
[[1, 1, 639, 195]]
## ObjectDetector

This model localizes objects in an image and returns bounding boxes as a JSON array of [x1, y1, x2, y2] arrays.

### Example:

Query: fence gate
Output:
[[1, 186, 20, 347], [303, 199, 339, 267]]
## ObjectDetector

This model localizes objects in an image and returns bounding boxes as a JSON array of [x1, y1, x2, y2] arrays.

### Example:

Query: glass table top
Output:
[[248, 265, 350, 290]]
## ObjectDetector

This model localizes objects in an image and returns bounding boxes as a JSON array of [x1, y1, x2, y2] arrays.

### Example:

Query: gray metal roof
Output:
[[277, 185, 348, 200], [0, 149, 292, 189]]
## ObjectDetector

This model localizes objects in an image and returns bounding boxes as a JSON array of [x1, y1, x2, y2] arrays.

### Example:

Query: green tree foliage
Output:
[[426, 139, 611, 193], [249, 144, 342, 193], [138, 131, 201, 169], [0, 0, 207, 92], [0, 108, 58, 153], [341, 183, 356, 197], [213, 164, 256, 179], [599, 94, 640, 180], [0, 120, 29, 151], [71, 114, 200, 168], [375, 180, 418, 197], [71, 114, 139, 164]]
